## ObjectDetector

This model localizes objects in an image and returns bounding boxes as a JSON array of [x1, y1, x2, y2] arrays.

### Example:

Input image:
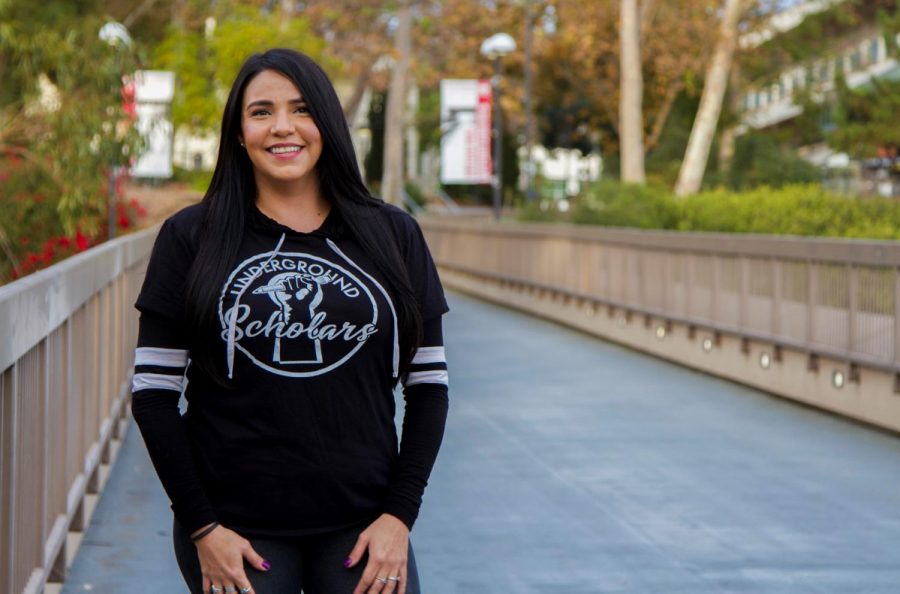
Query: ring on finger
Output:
[[387, 576, 401, 582], [225, 588, 237, 593], [210, 587, 221, 594], [375, 577, 388, 584], [240, 588, 252, 594]]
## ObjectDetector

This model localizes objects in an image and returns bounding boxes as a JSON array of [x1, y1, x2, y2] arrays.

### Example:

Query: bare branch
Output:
[[123, 0, 162, 29], [645, 79, 683, 152]]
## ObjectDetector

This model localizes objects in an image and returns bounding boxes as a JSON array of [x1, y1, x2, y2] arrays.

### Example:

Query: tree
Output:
[[828, 77, 900, 159], [381, 0, 413, 205], [152, 2, 331, 133], [0, 1, 144, 282], [675, 0, 748, 196], [619, 0, 645, 183], [534, 0, 716, 162]]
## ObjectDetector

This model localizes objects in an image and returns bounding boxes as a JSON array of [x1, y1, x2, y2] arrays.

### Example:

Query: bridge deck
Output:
[[62, 291, 900, 593]]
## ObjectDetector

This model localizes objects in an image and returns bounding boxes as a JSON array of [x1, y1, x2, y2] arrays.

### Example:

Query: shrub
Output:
[[571, 181, 679, 229], [519, 182, 900, 240]]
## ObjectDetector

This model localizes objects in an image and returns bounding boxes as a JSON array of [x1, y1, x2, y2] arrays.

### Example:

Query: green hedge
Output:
[[521, 182, 900, 240]]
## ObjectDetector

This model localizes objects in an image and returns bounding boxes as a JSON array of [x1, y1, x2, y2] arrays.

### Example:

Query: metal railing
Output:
[[419, 218, 900, 374], [0, 227, 156, 594]]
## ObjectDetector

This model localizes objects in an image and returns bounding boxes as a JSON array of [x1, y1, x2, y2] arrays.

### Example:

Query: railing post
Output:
[[895, 267, 900, 368], [773, 258, 782, 337], [808, 261, 818, 345], [849, 264, 858, 355], [740, 256, 749, 329]]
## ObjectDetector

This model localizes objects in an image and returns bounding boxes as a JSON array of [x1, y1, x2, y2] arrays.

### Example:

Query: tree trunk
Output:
[[646, 79, 683, 152], [280, 0, 295, 30], [620, 0, 646, 183], [674, 0, 746, 197], [343, 63, 374, 123], [381, 0, 412, 206], [718, 63, 743, 174]]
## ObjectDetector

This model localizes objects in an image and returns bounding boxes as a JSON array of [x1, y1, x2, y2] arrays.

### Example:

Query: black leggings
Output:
[[173, 518, 421, 594]]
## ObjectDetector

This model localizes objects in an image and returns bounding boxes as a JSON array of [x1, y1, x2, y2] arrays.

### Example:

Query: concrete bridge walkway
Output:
[[61, 291, 900, 593]]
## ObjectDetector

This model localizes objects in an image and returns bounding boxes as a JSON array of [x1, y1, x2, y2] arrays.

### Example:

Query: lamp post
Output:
[[480, 33, 516, 222]]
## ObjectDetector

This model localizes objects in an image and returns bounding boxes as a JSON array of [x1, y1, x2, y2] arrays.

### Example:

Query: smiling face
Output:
[[240, 69, 323, 192]]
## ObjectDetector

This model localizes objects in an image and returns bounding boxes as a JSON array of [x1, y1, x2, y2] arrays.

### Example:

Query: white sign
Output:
[[132, 70, 175, 179], [440, 79, 492, 185]]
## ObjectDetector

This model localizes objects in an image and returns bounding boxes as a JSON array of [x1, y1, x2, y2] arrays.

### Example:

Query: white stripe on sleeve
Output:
[[135, 347, 189, 368], [132, 372, 185, 393], [411, 346, 446, 365], [404, 369, 449, 387]]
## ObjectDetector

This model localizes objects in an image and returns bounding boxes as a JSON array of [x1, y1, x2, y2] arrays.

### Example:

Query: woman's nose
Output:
[[271, 110, 293, 134]]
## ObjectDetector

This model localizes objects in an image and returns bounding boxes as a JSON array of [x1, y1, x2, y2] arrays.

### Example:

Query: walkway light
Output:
[[480, 33, 517, 222], [759, 352, 771, 369], [832, 370, 845, 389]]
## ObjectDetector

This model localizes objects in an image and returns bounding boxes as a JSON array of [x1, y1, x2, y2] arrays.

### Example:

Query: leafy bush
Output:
[[720, 134, 822, 190], [521, 182, 900, 240], [172, 166, 213, 193], [571, 181, 679, 229]]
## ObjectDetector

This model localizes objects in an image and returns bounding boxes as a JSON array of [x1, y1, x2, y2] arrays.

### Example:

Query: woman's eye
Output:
[[295, 106, 309, 114], [251, 109, 270, 117]]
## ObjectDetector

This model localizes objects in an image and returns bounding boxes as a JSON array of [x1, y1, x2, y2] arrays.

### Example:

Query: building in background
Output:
[[739, 0, 900, 196]]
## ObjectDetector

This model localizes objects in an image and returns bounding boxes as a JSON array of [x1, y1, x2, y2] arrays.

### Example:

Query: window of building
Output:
[[868, 38, 880, 64]]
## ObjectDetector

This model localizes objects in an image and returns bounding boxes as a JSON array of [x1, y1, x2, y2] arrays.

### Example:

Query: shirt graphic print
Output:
[[219, 250, 383, 378]]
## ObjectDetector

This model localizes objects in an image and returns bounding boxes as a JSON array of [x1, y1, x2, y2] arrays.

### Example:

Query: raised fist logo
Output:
[[252, 272, 324, 323]]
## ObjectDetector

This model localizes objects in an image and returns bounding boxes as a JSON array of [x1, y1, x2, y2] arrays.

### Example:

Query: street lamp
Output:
[[480, 33, 516, 221]]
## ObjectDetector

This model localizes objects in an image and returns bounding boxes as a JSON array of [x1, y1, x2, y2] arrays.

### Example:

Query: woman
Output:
[[131, 48, 449, 594]]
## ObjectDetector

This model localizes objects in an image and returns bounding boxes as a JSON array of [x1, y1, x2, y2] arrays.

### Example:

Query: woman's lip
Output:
[[267, 146, 305, 159]]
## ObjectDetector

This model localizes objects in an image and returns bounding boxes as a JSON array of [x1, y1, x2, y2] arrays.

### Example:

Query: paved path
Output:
[[63, 291, 900, 593]]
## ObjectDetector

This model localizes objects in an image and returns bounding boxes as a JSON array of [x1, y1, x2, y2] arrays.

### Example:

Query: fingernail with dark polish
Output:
[[262, 561, 271, 570], [343, 557, 352, 568]]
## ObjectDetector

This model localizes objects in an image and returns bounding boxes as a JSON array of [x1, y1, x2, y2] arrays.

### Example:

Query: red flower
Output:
[[27, 253, 39, 264], [118, 213, 130, 229], [58, 237, 71, 249], [75, 231, 89, 252]]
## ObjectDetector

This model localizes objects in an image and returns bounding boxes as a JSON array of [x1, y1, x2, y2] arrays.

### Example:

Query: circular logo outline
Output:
[[218, 251, 380, 378]]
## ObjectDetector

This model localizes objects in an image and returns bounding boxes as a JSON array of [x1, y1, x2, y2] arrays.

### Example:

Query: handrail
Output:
[[400, 188, 425, 215], [419, 217, 900, 373], [433, 188, 463, 214], [0, 229, 157, 373], [0, 226, 157, 594]]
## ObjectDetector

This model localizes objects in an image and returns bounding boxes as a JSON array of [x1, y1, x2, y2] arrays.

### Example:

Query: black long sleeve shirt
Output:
[[131, 202, 449, 536]]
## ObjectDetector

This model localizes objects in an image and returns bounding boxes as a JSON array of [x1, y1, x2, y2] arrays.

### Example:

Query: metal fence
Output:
[[420, 218, 900, 375], [0, 227, 156, 594]]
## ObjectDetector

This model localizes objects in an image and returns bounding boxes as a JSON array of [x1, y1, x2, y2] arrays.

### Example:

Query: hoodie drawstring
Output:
[[326, 238, 400, 380], [227, 233, 286, 379]]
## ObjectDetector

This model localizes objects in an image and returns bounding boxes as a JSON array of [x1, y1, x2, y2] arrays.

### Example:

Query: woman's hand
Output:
[[193, 523, 270, 594], [346, 514, 410, 594]]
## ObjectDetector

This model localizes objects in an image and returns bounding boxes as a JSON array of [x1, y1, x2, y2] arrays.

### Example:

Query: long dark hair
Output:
[[184, 48, 421, 384]]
